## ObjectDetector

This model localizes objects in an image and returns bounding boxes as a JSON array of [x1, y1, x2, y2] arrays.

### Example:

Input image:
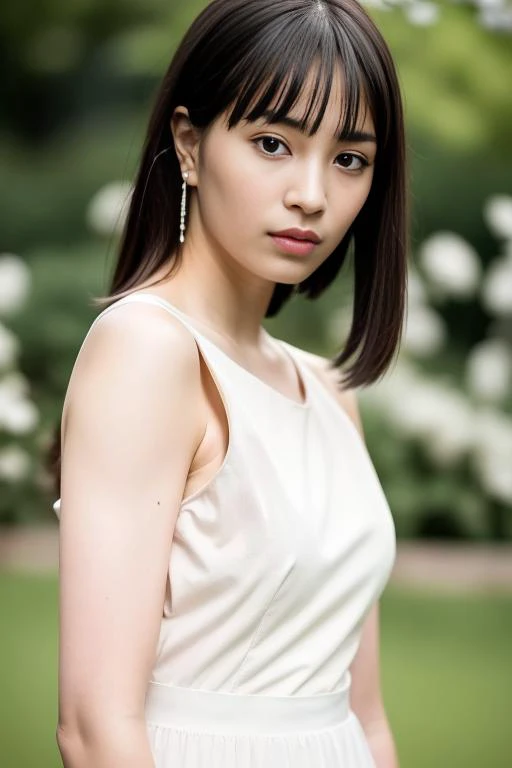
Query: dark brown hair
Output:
[[50, 0, 408, 490]]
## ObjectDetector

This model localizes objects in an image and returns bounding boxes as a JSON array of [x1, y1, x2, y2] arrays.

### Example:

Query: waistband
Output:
[[144, 672, 352, 735]]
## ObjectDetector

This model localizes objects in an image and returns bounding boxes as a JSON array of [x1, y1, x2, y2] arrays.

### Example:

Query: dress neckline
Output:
[[123, 292, 312, 410]]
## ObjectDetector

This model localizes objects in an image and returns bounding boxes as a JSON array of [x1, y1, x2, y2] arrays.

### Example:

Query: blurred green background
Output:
[[0, 0, 511, 766]]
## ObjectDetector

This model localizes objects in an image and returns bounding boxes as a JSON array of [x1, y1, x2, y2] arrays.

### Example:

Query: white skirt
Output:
[[144, 677, 377, 767]]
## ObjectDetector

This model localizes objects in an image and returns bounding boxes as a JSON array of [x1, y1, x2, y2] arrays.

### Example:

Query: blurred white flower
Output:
[[0, 377, 21, 411], [362, 358, 417, 406], [477, 457, 512, 503], [53, 498, 61, 520], [362, 357, 512, 497], [419, 232, 482, 299], [479, 7, 512, 33], [473, 409, 512, 503], [0, 445, 31, 482], [405, 1, 440, 26], [0, 322, 19, 369], [366, 361, 477, 464], [0, 373, 39, 434], [0, 371, 29, 398], [481, 254, 512, 315], [475, 0, 506, 8], [1, 399, 39, 435], [397, 381, 475, 464], [0, 254, 31, 316], [86, 181, 133, 237], [407, 267, 428, 307], [425, 402, 476, 465], [466, 338, 512, 402], [484, 195, 512, 240], [403, 305, 446, 357]]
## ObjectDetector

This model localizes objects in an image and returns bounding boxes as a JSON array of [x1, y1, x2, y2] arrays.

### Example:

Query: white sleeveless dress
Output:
[[53, 292, 397, 767]]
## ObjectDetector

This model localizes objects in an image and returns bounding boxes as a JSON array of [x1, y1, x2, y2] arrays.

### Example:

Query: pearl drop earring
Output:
[[180, 171, 190, 244]]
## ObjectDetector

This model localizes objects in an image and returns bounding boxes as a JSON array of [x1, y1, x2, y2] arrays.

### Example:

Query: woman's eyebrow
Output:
[[259, 110, 377, 143]]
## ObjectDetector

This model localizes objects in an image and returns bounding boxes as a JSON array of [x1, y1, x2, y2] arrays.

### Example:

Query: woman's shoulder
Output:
[[77, 298, 203, 375], [61, 299, 206, 442], [280, 339, 364, 439]]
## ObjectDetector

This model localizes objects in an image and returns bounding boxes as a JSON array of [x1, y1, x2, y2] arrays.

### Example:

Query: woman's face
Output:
[[186, 68, 376, 287]]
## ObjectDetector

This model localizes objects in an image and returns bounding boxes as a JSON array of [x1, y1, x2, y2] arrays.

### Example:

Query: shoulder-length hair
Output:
[[49, 0, 408, 492], [99, 0, 408, 389]]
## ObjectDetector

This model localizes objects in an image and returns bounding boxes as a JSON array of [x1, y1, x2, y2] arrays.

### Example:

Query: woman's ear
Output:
[[170, 106, 201, 186]]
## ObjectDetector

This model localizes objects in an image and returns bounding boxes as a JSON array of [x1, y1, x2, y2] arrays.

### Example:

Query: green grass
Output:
[[0, 572, 59, 767], [0, 573, 510, 767], [380, 588, 512, 767]]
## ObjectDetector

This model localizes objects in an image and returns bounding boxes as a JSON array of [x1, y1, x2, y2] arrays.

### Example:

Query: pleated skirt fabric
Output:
[[144, 679, 377, 767]]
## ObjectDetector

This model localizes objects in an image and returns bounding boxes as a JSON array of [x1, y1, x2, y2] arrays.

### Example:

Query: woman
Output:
[[52, 0, 407, 766]]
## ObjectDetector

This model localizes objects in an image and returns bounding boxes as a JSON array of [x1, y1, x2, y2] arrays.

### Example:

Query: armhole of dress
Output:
[[178, 331, 234, 507]]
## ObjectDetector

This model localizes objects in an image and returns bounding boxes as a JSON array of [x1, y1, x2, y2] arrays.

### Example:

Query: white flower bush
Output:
[[0, 253, 31, 315], [466, 339, 512, 402], [473, 409, 512, 504], [418, 232, 482, 300], [86, 181, 133, 237], [403, 304, 446, 357], [405, 1, 440, 26], [0, 254, 39, 489], [362, 195, 512, 531], [360, 0, 512, 33], [407, 267, 429, 306], [365, 357, 512, 505], [0, 444, 31, 482], [0, 372, 39, 435], [484, 195, 512, 240], [482, 252, 512, 316], [366, 361, 477, 466], [403, 266, 447, 356]]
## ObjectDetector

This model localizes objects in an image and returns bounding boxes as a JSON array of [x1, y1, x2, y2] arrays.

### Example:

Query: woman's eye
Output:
[[336, 153, 369, 172], [254, 136, 289, 155], [254, 138, 369, 172]]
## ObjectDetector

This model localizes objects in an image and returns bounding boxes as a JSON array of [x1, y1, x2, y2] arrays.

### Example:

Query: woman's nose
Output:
[[283, 162, 327, 215]]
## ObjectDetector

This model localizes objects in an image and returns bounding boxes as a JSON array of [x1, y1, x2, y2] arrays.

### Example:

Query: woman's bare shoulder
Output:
[[70, 300, 202, 383], [62, 300, 206, 443]]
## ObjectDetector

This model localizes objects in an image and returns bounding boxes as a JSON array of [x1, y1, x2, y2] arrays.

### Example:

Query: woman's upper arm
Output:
[[57, 305, 206, 736]]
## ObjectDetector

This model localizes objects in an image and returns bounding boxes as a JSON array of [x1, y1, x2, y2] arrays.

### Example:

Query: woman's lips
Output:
[[269, 234, 318, 256]]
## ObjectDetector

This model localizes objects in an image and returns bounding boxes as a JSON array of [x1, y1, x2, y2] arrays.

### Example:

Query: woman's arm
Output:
[[55, 304, 207, 767], [349, 602, 400, 768]]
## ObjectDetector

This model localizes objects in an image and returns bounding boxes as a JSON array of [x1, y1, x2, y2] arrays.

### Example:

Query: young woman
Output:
[[52, 0, 407, 766]]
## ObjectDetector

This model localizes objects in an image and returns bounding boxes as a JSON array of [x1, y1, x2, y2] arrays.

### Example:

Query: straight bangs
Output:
[[224, 11, 375, 145]]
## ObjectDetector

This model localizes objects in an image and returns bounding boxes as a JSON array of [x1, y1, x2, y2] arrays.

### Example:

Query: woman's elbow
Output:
[[56, 716, 153, 767], [56, 723, 86, 767]]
